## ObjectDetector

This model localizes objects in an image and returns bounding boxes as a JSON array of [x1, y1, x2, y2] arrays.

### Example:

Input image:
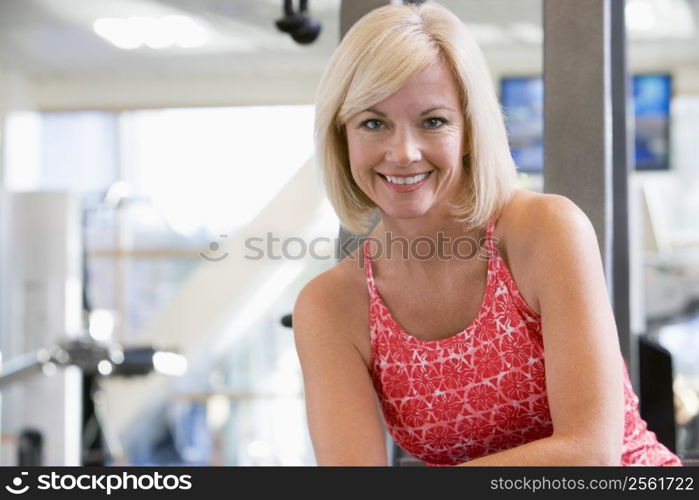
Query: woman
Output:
[[293, 1, 682, 466]]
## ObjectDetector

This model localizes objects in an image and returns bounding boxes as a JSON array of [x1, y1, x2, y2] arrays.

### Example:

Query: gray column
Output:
[[543, 0, 613, 275], [543, 0, 635, 379], [609, 0, 635, 388], [340, 0, 398, 38]]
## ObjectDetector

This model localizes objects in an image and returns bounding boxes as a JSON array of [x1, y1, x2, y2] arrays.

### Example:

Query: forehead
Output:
[[374, 61, 461, 111]]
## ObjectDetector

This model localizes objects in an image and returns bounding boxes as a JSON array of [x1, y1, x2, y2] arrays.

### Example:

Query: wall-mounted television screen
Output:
[[500, 73, 671, 172], [633, 74, 672, 171], [500, 77, 544, 173]]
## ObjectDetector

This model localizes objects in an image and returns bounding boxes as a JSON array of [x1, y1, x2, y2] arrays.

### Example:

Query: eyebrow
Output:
[[362, 106, 457, 116]]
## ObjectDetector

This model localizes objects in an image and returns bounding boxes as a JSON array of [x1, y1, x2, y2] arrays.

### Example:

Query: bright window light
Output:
[[4, 111, 42, 190], [124, 105, 315, 237]]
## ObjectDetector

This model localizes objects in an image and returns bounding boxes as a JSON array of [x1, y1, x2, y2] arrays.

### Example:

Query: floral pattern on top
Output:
[[364, 217, 682, 466]]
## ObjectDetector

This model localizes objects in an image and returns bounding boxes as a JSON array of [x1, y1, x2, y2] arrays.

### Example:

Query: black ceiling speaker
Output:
[[275, 0, 322, 45]]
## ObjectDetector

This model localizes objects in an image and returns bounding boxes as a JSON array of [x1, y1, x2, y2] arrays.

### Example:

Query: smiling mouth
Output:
[[377, 170, 434, 193], [377, 171, 433, 184]]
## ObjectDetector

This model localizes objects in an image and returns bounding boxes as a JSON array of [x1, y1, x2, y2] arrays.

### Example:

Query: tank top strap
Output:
[[482, 215, 497, 274], [362, 237, 377, 297], [485, 215, 495, 244]]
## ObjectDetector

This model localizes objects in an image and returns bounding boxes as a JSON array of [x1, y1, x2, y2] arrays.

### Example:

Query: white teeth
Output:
[[385, 172, 430, 185]]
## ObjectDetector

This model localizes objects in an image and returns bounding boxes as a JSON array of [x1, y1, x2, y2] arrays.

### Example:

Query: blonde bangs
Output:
[[338, 32, 439, 126]]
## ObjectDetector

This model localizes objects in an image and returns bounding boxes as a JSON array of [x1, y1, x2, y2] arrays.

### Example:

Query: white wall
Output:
[[0, 192, 83, 466], [0, 68, 36, 182], [30, 75, 321, 111], [0, 67, 37, 464]]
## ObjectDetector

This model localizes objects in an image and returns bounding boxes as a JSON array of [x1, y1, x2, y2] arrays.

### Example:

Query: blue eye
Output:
[[359, 119, 384, 130], [424, 117, 448, 128]]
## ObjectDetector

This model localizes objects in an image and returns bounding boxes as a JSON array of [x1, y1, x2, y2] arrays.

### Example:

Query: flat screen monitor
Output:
[[633, 73, 672, 171], [500, 73, 672, 172], [500, 76, 544, 173]]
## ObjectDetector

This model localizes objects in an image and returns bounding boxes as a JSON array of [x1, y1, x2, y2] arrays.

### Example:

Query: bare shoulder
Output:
[[500, 189, 593, 248], [293, 266, 347, 331], [293, 252, 370, 361], [496, 189, 596, 316], [294, 251, 366, 319]]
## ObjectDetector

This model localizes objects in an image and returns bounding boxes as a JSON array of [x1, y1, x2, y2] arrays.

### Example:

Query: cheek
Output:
[[346, 139, 357, 165], [346, 132, 362, 164], [347, 133, 380, 168], [431, 135, 464, 165], [346, 136, 370, 185]]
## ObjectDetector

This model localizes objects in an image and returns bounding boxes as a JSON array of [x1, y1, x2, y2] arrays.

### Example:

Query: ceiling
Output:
[[0, 0, 341, 79], [0, 0, 697, 103]]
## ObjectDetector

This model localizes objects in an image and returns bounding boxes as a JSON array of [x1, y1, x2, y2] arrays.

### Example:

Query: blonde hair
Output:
[[314, 1, 517, 235]]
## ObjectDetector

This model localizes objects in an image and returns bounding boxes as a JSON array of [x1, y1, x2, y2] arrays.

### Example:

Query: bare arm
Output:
[[293, 272, 387, 465], [459, 195, 625, 466]]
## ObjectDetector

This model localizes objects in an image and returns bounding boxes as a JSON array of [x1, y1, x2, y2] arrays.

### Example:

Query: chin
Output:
[[380, 206, 431, 221]]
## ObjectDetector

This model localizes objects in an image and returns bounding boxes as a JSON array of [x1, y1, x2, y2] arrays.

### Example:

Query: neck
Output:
[[366, 212, 487, 276]]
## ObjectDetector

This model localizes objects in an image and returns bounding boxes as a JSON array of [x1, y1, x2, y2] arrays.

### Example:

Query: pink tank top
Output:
[[363, 217, 682, 466]]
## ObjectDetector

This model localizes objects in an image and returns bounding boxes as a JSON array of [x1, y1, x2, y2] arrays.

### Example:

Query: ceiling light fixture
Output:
[[93, 15, 209, 50]]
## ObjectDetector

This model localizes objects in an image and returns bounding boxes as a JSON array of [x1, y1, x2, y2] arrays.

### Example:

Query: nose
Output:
[[385, 127, 422, 167]]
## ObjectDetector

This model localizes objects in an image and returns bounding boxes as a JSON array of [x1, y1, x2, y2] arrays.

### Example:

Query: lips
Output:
[[378, 170, 433, 192], [378, 171, 433, 178]]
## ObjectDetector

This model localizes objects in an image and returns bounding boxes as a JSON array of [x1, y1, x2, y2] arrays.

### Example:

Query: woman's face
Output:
[[345, 60, 466, 222]]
